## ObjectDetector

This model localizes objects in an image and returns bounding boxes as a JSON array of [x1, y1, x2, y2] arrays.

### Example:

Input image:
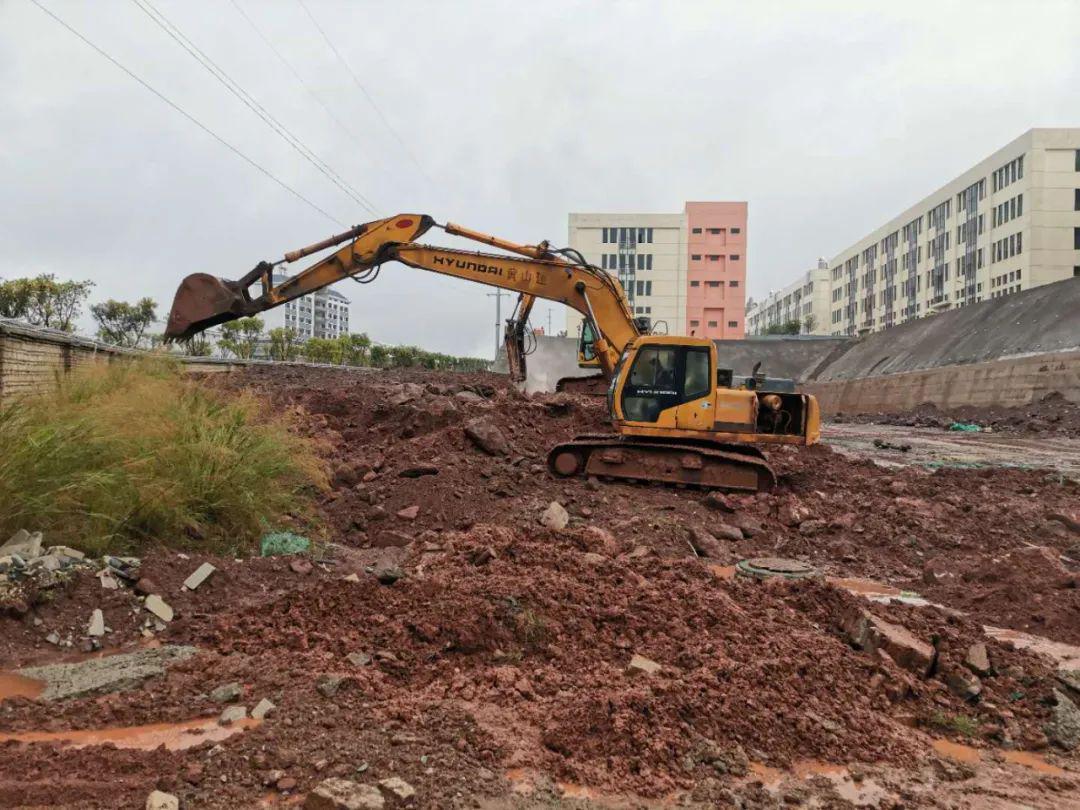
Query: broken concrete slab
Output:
[[626, 653, 662, 677], [965, 642, 991, 676], [145, 791, 179, 810], [304, 778, 384, 809], [144, 594, 174, 622], [219, 705, 247, 726], [1046, 689, 1080, 750], [842, 607, 934, 677], [1, 530, 42, 559], [252, 698, 275, 719], [17, 645, 196, 701], [183, 562, 216, 591], [378, 776, 415, 800], [87, 609, 105, 637], [47, 546, 84, 561]]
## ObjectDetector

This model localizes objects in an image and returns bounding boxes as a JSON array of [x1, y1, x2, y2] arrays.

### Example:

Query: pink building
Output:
[[567, 201, 748, 341], [685, 201, 747, 340]]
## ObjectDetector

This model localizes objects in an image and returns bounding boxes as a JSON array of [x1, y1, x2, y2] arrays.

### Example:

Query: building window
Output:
[[706, 281, 721, 287], [637, 255, 645, 270], [690, 320, 700, 327], [1075, 188, 1080, 211], [1076, 150, 1080, 171], [691, 254, 701, 261], [707, 228, 721, 234], [601, 255, 608, 269], [731, 227, 741, 234], [727, 321, 738, 328], [647, 228, 654, 243], [646, 254, 653, 270], [707, 320, 717, 327], [729, 254, 740, 260], [690, 280, 700, 287], [692, 228, 702, 234], [729, 280, 739, 287], [1075, 227, 1080, 250]]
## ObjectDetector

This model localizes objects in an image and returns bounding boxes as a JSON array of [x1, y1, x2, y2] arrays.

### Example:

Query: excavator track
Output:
[[555, 374, 607, 397], [547, 434, 776, 492]]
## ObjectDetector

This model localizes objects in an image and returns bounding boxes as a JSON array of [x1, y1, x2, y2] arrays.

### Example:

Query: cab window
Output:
[[579, 321, 597, 362], [621, 345, 711, 422]]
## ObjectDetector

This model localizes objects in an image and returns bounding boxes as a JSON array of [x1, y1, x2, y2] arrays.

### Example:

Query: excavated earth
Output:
[[1, 365, 1079, 808]]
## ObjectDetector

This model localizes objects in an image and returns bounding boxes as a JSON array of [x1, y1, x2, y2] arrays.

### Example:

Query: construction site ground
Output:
[[2, 366, 1080, 808]]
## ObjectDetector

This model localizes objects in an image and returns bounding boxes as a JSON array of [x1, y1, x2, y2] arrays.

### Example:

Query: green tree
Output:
[[218, 317, 264, 359], [179, 336, 213, 357], [802, 314, 817, 334], [268, 327, 301, 361], [0, 275, 94, 330], [90, 297, 157, 347], [764, 319, 802, 335], [302, 337, 340, 364], [369, 344, 389, 367], [337, 332, 371, 366]]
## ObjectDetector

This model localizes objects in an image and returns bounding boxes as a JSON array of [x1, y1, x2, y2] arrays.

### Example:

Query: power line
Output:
[[295, 0, 432, 185], [130, 0, 379, 216], [28, 0, 343, 226], [228, 0, 381, 195]]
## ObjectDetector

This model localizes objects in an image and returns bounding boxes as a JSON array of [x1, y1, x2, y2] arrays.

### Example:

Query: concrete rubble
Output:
[[182, 561, 216, 590]]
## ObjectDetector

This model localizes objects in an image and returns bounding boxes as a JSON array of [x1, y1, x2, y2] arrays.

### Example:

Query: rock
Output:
[[539, 501, 569, 531], [398, 465, 438, 478], [87, 609, 105, 637], [304, 778, 385, 809], [463, 417, 510, 456], [183, 761, 204, 784], [944, 667, 982, 701], [964, 642, 991, 676], [134, 577, 159, 596], [316, 675, 348, 698], [731, 515, 763, 538], [371, 531, 413, 549], [277, 776, 298, 792], [626, 653, 662, 677], [378, 777, 415, 800], [46, 632, 60, 645], [777, 501, 809, 527], [361, 470, 378, 483], [688, 527, 725, 559], [467, 546, 496, 566], [888, 480, 908, 495], [290, 558, 314, 575], [1047, 511, 1080, 534], [1, 529, 42, 559], [1057, 669, 1080, 699], [1046, 689, 1080, 750], [183, 562, 216, 590], [704, 492, 735, 513], [585, 476, 601, 491], [346, 652, 372, 667], [219, 705, 247, 726], [252, 698, 276, 719], [395, 505, 420, 521], [145, 791, 179, 810], [342, 573, 361, 583], [581, 552, 607, 565], [714, 523, 744, 542], [372, 556, 404, 586], [798, 519, 828, 537], [841, 608, 934, 676], [210, 682, 242, 703], [144, 594, 174, 622]]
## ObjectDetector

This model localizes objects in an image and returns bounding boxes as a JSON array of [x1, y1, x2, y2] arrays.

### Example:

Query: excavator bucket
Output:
[[164, 273, 252, 341]]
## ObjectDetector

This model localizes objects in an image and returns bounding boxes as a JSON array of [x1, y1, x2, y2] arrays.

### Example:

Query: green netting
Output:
[[260, 531, 310, 557], [948, 422, 982, 432]]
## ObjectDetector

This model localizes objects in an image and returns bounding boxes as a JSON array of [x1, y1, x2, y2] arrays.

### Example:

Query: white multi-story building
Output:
[[746, 259, 831, 335], [260, 274, 351, 340], [823, 128, 1080, 336]]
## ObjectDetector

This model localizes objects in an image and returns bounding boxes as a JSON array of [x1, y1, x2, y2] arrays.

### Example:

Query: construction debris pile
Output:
[[2, 366, 1079, 808]]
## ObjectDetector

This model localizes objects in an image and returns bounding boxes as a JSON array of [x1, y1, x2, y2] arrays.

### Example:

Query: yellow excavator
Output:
[[165, 214, 819, 491]]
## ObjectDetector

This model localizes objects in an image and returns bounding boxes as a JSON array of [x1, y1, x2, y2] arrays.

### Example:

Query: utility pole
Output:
[[486, 290, 509, 358]]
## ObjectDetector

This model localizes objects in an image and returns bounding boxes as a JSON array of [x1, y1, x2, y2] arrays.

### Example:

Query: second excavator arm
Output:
[[164, 214, 640, 378]]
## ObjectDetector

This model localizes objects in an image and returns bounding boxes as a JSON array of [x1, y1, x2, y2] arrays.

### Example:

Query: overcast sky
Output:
[[2, 1, 1077, 358]]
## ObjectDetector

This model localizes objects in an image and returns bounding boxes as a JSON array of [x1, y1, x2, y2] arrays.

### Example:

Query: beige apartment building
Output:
[[746, 259, 831, 335], [824, 128, 1080, 336], [566, 203, 748, 341]]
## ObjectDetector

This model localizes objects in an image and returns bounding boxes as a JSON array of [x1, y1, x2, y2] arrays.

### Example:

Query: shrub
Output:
[[0, 358, 325, 556]]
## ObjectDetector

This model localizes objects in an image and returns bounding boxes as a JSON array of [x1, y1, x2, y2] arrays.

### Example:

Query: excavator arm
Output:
[[164, 214, 640, 378]]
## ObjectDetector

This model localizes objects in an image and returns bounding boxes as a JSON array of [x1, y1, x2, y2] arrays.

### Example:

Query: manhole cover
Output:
[[735, 557, 819, 581]]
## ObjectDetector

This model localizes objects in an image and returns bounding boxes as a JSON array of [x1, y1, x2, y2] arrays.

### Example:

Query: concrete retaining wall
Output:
[[0, 319, 374, 404]]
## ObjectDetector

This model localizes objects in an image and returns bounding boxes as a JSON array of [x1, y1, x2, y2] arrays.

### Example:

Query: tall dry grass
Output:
[[0, 358, 325, 556]]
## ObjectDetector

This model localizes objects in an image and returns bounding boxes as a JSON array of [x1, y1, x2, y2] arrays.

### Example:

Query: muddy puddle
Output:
[[0, 716, 260, 751], [933, 737, 1068, 776], [0, 671, 45, 702]]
